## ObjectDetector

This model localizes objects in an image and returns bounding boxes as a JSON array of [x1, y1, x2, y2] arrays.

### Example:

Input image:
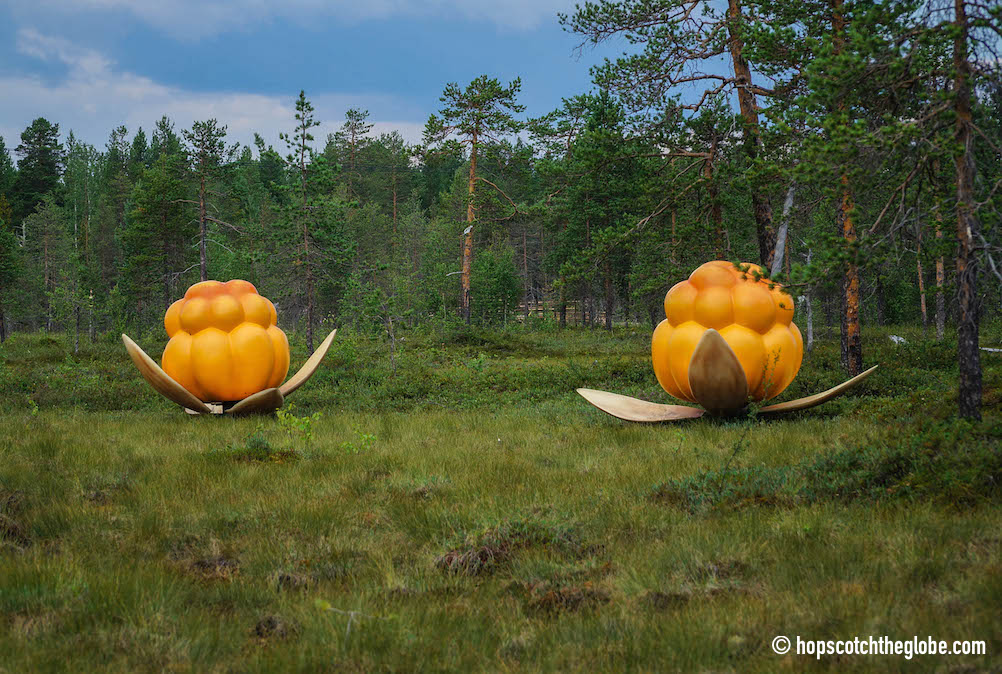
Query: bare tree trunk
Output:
[[304, 222, 314, 353], [833, 0, 861, 377], [386, 314, 397, 376], [523, 229, 530, 321], [770, 184, 796, 276], [704, 144, 724, 258], [917, 231, 928, 330], [559, 285, 567, 328], [875, 270, 887, 326], [538, 230, 546, 315], [800, 249, 815, 353], [670, 207, 678, 266], [604, 260, 613, 330], [805, 295, 814, 353], [0, 297, 7, 343], [838, 173, 862, 376], [199, 174, 208, 282], [392, 169, 398, 234], [73, 199, 80, 353], [935, 218, 946, 340], [952, 0, 982, 419], [584, 217, 593, 328], [300, 137, 314, 353], [44, 233, 51, 333], [461, 133, 478, 324], [726, 0, 775, 267]]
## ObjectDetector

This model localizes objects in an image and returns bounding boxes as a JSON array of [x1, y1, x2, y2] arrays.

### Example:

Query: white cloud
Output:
[[9, 0, 576, 39], [2, 29, 427, 156]]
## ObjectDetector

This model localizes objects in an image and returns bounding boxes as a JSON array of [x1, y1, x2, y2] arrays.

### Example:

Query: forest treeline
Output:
[[0, 0, 999, 418]]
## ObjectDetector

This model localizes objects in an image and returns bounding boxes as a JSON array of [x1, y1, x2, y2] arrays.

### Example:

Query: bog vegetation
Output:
[[0, 326, 1000, 671], [1, 0, 1001, 670]]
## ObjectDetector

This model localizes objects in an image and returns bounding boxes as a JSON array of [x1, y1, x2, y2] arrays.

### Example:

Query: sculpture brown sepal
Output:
[[123, 329, 336, 415]]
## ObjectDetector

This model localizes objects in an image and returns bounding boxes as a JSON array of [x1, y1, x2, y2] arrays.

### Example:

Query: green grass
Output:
[[0, 323, 1000, 671]]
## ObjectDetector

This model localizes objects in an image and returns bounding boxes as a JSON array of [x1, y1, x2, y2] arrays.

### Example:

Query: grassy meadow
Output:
[[1, 322, 1001, 672]]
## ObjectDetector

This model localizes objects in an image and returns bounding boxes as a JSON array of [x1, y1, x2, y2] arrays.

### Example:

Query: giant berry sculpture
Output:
[[578, 261, 877, 422], [162, 280, 290, 402], [122, 280, 336, 415]]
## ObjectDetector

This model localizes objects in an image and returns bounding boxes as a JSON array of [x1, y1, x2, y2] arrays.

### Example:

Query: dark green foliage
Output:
[[652, 465, 794, 513], [253, 133, 287, 205], [184, 118, 236, 281], [0, 6, 999, 667], [149, 116, 184, 160], [543, 92, 652, 326], [799, 419, 1002, 506], [653, 418, 1002, 514], [0, 193, 17, 342], [20, 196, 71, 332], [118, 151, 192, 328], [11, 118, 63, 228], [211, 432, 300, 463], [273, 91, 353, 349], [470, 242, 522, 324], [0, 137, 15, 197], [327, 107, 373, 199], [424, 76, 525, 146]]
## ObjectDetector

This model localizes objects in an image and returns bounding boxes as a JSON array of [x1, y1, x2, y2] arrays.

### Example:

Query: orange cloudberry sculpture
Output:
[[122, 280, 336, 415], [578, 261, 877, 422]]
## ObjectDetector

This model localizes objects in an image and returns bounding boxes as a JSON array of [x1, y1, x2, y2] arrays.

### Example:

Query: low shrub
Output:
[[653, 418, 1002, 513]]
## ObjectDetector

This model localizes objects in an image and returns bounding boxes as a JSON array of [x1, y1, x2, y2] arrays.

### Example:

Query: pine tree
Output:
[[0, 138, 15, 341], [253, 133, 287, 205], [0, 137, 15, 198], [22, 196, 70, 332], [278, 91, 352, 351], [93, 125, 131, 299], [544, 92, 649, 329], [750, 0, 921, 376], [12, 118, 63, 233], [64, 132, 101, 348], [356, 131, 414, 228], [150, 116, 184, 161], [332, 108, 373, 199], [561, 0, 778, 266], [129, 128, 149, 181], [121, 150, 192, 328], [184, 119, 235, 281], [948, 0, 987, 419], [424, 75, 524, 323], [529, 95, 595, 327], [0, 194, 16, 342]]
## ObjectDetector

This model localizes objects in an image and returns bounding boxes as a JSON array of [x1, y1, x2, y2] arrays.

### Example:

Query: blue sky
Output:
[[0, 0, 615, 156]]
